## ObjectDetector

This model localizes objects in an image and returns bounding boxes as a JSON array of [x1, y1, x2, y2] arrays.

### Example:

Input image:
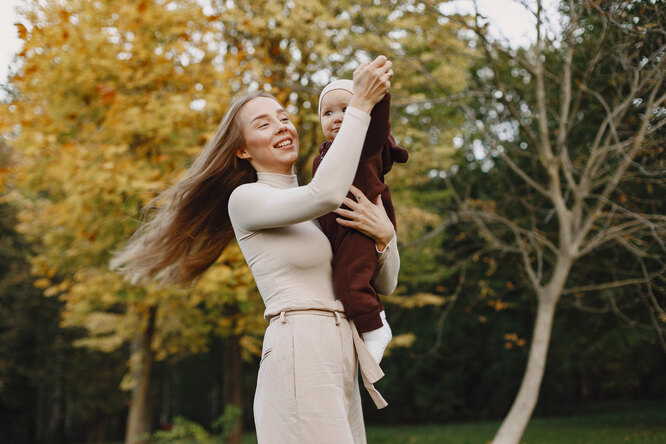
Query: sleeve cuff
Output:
[[376, 232, 397, 256], [345, 105, 372, 126]]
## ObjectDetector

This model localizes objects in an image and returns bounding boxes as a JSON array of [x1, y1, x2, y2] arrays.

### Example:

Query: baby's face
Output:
[[319, 89, 353, 141]]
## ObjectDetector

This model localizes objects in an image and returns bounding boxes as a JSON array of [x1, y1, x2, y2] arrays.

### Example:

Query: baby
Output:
[[313, 79, 408, 364]]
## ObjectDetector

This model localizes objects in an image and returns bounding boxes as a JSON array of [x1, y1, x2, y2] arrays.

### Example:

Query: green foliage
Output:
[[151, 416, 215, 444], [211, 405, 243, 442], [148, 406, 242, 444]]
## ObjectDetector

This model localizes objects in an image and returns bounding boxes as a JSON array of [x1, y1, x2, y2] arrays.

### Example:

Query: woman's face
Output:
[[237, 96, 299, 175]]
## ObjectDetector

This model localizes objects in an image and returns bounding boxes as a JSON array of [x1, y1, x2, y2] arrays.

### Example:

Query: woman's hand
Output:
[[350, 55, 393, 114], [333, 185, 395, 251]]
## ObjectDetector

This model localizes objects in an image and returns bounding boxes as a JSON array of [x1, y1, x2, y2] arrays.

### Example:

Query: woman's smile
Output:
[[274, 138, 294, 149]]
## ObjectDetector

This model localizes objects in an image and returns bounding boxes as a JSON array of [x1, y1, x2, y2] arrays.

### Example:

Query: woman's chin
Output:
[[283, 151, 299, 164]]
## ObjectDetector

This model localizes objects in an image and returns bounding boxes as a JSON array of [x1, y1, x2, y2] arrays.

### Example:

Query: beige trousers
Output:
[[253, 310, 386, 444]]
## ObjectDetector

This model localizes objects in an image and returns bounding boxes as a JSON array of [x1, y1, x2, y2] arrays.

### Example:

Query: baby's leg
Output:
[[332, 230, 383, 332], [332, 230, 392, 363]]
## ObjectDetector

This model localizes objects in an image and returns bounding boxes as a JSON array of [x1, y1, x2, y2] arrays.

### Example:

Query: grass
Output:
[[241, 402, 666, 444]]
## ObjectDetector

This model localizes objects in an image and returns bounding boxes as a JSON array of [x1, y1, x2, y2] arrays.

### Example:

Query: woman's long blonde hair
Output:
[[111, 92, 276, 286]]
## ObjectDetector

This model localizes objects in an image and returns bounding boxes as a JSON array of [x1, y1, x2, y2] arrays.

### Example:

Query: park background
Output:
[[0, 0, 664, 443]]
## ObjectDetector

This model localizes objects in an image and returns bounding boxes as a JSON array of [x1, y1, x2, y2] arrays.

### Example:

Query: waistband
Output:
[[269, 309, 347, 324], [268, 308, 388, 409]]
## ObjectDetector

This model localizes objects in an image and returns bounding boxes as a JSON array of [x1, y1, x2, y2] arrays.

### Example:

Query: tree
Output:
[[3, 1, 265, 442], [434, 1, 665, 443]]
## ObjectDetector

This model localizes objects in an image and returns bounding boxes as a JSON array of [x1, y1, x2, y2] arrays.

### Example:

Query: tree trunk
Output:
[[492, 289, 558, 444], [492, 253, 573, 444], [125, 305, 157, 444], [223, 335, 243, 444]]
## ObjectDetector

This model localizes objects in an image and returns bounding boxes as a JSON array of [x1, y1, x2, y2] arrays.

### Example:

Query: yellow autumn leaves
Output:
[[2, 0, 473, 369]]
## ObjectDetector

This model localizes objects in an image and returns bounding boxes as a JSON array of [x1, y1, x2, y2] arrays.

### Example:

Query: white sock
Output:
[[361, 310, 392, 364]]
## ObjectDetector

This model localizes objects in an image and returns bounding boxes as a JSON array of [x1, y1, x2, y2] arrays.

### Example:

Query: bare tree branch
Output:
[[562, 273, 662, 295], [556, 3, 576, 157], [640, 287, 666, 353], [577, 203, 666, 257], [564, 297, 610, 313], [589, 1, 666, 37], [534, 1, 555, 167], [567, 20, 608, 136], [426, 264, 466, 355], [582, 85, 622, 151], [431, 1, 539, 75], [444, 178, 521, 253], [608, 293, 658, 331], [480, 37, 541, 149], [431, 0, 546, 151], [456, 209, 559, 254], [580, 58, 666, 195], [575, 65, 666, 250], [498, 150, 551, 198], [639, 258, 666, 318], [515, 230, 541, 290], [392, 91, 490, 108]]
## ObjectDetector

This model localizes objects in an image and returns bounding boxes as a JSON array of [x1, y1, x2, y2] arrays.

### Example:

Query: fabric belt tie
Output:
[[349, 318, 388, 409], [270, 309, 388, 409]]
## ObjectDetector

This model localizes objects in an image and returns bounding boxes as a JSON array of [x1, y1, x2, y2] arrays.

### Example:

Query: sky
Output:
[[1, 0, 21, 85], [0, 0, 559, 88]]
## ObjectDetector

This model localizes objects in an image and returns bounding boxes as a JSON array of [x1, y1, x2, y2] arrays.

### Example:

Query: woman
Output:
[[112, 55, 397, 443]]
